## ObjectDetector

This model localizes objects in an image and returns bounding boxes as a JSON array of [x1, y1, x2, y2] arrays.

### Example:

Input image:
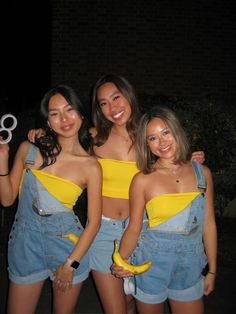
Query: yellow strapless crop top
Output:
[[28, 169, 83, 209], [98, 158, 139, 199], [146, 192, 200, 227]]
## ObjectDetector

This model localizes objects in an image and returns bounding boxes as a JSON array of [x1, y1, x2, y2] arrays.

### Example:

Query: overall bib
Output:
[[8, 144, 89, 285], [130, 161, 207, 303]]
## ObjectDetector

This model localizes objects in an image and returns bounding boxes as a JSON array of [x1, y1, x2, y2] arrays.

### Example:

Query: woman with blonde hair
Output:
[[112, 106, 217, 314]]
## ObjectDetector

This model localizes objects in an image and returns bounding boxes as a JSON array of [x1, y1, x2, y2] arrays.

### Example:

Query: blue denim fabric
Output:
[[130, 162, 207, 303], [32, 174, 71, 215], [89, 216, 129, 272], [7, 145, 89, 285], [89, 211, 148, 273]]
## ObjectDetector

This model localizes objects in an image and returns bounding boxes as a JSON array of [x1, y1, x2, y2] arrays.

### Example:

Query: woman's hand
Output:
[[111, 263, 134, 278], [53, 263, 74, 292], [0, 137, 9, 158], [191, 151, 205, 164], [204, 273, 216, 296], [28, 128, 45, 143]]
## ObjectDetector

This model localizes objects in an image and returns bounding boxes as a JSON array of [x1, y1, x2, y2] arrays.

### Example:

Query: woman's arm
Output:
[[53, 157, 102, 290], [202, 165, 217, 295], [112, 174, 146, 278], [119, 175, 146, 259], [69, 157, 102, 261], [0, 141, 28, 206]]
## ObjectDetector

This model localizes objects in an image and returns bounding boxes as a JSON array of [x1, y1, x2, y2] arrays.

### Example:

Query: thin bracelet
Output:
[[66, 257, 74, 264], [0, 172, 9, 176], [208, 271, 216, 275]]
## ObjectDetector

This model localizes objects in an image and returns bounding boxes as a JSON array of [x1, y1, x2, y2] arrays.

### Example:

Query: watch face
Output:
[[71, 260, 80, 269]]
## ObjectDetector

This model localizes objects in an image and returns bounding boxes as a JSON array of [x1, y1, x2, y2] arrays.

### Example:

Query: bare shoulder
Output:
[[131, 171, 147, 187], [81, 155, 101, 174], [85, 155, 100, 167], [11, 141, 33, 171], [18, 140, 32, 151], [89, 127, 97, 139], [16, 140, 33, 158], [202, 164, 213, 180]]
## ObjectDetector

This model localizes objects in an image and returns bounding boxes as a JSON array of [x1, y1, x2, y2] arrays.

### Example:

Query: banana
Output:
[[60, 233, 80, 245], [112, 240, 152, 275]]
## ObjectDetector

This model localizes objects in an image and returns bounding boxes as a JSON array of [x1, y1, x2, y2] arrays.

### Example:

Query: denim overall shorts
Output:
[[89, 215, 129, 272], [8, 144, 90, 285], [130, 161, 208, 303]]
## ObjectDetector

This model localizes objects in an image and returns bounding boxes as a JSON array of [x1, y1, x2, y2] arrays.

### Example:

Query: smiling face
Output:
[[47, 93, 83, 138], [146, 117, 177, 161], [96, 82, 132, 126]]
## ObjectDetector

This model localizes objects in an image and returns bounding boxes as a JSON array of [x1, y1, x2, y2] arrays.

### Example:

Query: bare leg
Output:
[[7, 280, 45, 314], [126, 294, 137, 314], [92, 270, 135, 314], [53, 282, 83, 314], [136, 300, 165, 314], [169, 298, 204, 314]]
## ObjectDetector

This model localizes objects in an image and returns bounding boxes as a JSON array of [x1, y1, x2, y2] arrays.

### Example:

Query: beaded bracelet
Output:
[[0, 172, 9, 176]]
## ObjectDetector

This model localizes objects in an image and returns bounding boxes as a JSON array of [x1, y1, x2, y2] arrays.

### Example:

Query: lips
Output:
[[61, 124, 73, 132]]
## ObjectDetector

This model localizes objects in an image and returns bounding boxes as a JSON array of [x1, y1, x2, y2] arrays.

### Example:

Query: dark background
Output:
[[5, 0, 236, 115], [1, 1, 236, 313]]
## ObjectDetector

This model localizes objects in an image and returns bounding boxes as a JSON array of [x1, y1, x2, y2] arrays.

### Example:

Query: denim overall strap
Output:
[[25, 144, 38, 165], [23, 144, 69, 215], [192, 161, 206, 190]]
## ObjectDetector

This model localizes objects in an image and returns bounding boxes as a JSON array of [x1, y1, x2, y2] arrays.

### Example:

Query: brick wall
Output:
[[50, 0, 235, 105]]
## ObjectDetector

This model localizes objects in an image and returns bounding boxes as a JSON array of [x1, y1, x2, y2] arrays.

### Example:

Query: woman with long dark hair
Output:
[[0, 85, 102, 313]]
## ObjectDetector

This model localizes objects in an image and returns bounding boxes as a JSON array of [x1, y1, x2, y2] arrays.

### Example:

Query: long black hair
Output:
[[35, 85, 92, 169], [91, 74, 141, 147]]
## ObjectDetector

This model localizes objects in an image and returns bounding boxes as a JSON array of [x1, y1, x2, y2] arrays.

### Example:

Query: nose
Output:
[[159, 135, 166, 146], [110, 100, 119, 112], [60, 112, 68, 122]]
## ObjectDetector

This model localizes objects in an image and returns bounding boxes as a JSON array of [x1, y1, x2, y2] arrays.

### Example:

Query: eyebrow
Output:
[[146, 134, 155, 139], [48, 103, 71, 112], [146, 127, 169, 138], [98, 90, 120, 102]]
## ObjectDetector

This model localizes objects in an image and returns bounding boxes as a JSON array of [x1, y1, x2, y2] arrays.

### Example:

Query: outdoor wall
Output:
[[51, 0, 236, 106]]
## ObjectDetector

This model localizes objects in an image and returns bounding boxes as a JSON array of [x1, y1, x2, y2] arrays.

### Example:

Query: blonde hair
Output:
[[136, 106, 191, 173]]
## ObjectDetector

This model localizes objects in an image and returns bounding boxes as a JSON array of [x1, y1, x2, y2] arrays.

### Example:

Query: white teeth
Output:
[[113, 111, 124, 119], [161, 146, 170, 152]]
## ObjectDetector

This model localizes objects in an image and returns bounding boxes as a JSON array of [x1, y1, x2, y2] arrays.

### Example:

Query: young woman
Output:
[[27, 74, 205, 314], [112, 106, 217, 314], [0, 85, 102, 314]]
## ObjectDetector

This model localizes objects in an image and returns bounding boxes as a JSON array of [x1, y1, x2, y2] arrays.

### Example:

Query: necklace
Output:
[[157, 161, 183, 183]]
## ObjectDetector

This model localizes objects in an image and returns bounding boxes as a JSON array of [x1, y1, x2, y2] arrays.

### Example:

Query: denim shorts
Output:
[[89, 215, 128, 272], [8, 212, 90, 285], [130, 231, 207, 303]]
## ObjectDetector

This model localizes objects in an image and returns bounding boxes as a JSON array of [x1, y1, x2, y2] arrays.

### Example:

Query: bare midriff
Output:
[[102, 196, 129, 220]]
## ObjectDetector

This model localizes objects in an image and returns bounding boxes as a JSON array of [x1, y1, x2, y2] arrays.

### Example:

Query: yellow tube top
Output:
[[98, 158, 139, 199], [29, 169, 83, 209], [146, 192, 200, 227]]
